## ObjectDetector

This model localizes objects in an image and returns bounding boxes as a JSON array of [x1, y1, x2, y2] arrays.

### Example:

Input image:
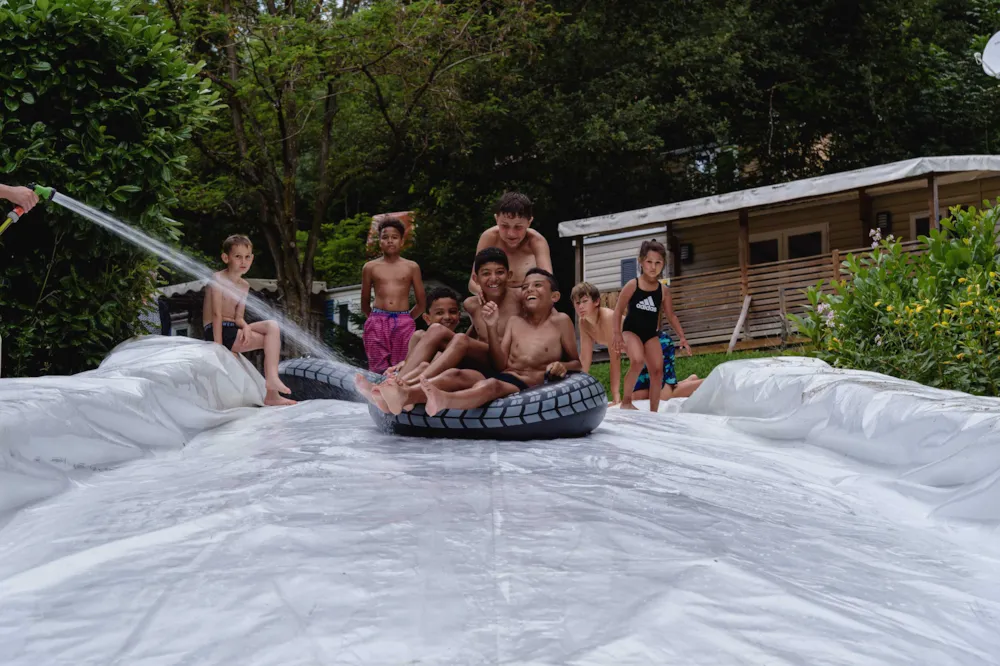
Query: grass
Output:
[[586, 347, 804, 398]]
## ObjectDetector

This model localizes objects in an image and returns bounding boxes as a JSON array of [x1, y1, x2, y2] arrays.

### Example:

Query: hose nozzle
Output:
[[33, 184, 55, 201]]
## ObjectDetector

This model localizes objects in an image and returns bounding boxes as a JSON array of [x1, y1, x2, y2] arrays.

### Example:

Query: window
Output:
[[620, 257, 638, 286], [909, 209, 947, 241], [749, 224, 828, 265]]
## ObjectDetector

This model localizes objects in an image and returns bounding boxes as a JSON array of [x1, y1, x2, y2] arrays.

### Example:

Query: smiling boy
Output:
[[468, 192, 552, 295]]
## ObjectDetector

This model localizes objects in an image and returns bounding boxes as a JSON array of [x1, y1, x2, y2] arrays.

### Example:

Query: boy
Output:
[[361, 218, 426, 373], [420, 268, 581, 416], [203, 234, 295, 406], [571, 281, 622, 405], [373, 248, 522, 414], [468, 192, 552, 295]]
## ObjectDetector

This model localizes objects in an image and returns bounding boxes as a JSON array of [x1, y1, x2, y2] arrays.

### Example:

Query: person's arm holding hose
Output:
[[0, 185, 39, 213]]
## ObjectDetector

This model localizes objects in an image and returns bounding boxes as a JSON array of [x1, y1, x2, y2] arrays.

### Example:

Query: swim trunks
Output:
[[622, 279, 663, 344], [204, 321, 239, 351], [634, 331, 678, 391], [493, 372, 529, 392], [364, 308, 416, 374]]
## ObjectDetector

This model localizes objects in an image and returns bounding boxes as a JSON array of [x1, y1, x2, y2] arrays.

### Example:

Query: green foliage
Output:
[[298, 214, 372, 288], [0, 0, 219, 376], [792, 203, 1000, 395]]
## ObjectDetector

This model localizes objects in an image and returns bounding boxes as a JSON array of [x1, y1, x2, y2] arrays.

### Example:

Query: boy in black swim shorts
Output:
[[630, 330, 704, 401]]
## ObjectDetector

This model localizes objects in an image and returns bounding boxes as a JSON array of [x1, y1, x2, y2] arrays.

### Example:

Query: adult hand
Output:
[[611, 332, 625, 355], [546, 361, 566, 379], [678, 338, 692, 356], [1, 185, 39, 213], [482, 300, 500, 328]]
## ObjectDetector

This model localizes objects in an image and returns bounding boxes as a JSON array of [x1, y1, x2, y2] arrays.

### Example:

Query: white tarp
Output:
[[556, 154, 1000, 237], [2, 339, 1000, 665]]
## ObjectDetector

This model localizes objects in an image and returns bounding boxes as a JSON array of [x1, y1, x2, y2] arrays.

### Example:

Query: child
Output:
[[373, 249, 522, 414], [203, 234, 296, 406], [420, 268, 581, 416], [611, 240, 692, 412], [361, 218, 426, 373], [571, 281, 621, 405], [354, 286, 462, 411], [468, 192, 552, 295], [630, 330, 703, 402]]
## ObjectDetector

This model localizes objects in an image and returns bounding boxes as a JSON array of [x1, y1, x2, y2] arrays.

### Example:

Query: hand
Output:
[[611, 332, 625, 354], [2, 186, 39, 212], [546, 361, 566, 379], [237, 325, 251, 346], [678, 338, 692, 356], [482, 300, 500, 327]]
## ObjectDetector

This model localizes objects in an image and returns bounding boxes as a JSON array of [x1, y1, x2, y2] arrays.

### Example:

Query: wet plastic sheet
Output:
[[2, 345, 1000, 665]]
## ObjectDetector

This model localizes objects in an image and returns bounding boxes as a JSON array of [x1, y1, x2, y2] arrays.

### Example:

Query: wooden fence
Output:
[[599, 241, 924, 350]]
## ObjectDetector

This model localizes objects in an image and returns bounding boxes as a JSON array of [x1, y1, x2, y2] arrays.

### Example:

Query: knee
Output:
[[267, 320, 280, 334], [427, 323, 450, 341], [451, 333, 469, 350]]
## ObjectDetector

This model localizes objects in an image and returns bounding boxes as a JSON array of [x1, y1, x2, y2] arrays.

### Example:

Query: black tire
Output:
[[368, 371, 607, 441], [277, 357, 378, 403]]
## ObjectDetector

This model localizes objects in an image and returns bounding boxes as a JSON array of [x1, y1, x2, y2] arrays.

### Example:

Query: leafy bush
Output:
[[0, 0, 218, 376], [792, 202, 1000, 395]]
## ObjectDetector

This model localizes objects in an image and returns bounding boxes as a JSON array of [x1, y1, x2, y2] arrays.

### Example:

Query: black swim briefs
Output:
[[204, 321, 239, 351], [493, 372, 529, 392]]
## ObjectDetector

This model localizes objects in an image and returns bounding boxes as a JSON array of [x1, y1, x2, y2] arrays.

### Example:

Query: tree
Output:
[[165, 0, 544, 328], [0, 0, 219, 376]]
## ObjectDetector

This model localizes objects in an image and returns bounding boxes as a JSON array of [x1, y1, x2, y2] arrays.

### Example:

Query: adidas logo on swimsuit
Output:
[[635, 296, 658, 312]]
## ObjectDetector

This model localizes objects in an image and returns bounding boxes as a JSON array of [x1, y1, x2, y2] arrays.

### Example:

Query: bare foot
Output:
[[264, 390, 297, 406], [619, 402, 638, 410], [354, 373, 376, 401], [371, 387, 392, 413], [420, 377, 447, 416], [379, 379, 408, 415], [266, 377, 293, 395]]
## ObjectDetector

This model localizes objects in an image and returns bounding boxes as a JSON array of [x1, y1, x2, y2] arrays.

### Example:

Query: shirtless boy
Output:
[[371, 248, 522, 414], [361, 218, 426, 373], [203, 234, 295, 406], [468, 192, 552, 295], [571, 281, 622, 405], [421, 268, 581, 415]]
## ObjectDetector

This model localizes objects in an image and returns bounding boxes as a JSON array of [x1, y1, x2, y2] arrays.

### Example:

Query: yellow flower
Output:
[[886, 305, 894, 312], [959, 278, 967, 284], [964, 238, 972, 246], [915, 305, 924, 313], [979, 350, 984, 355], [967, 285, 974, 294], [874, 300, 882, 307], [976, 309, 980, 315], [832, 337, 841, 345], [943, 308, 953, 316], [957, 353, 965, 360], [991, 272, 997, 279], [894, 318, 902, 325], [995, 330, 1000, 336], [961, 301, 973, 307]]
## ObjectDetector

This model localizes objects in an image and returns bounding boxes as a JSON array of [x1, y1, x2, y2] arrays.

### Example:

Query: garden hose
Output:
[[0, 184, 54, 237]]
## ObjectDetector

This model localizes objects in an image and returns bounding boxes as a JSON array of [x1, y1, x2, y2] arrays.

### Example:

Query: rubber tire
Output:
[[278, 356, 377, 403]]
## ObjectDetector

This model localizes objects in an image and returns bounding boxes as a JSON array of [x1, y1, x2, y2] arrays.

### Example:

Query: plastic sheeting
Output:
[[2, 341, 1000, 665]]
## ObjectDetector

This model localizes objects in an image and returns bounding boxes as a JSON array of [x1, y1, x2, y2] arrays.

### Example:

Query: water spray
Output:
[[0, 184, 54, 237]]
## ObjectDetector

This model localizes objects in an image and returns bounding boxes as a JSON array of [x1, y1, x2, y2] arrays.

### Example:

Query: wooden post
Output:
[[574, 236, 584, 284], [858, 188, 873, 246], [778, 287, 787, 346], [728, 295, 752, 354], [831, 249, 841, 282], [737, 210, 750, 298], [928, 173, 940, 230], [665, 221, 676, 277]]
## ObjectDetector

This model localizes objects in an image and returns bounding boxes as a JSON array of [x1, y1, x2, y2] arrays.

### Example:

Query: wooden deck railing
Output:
[[599, 241, 923, 349]]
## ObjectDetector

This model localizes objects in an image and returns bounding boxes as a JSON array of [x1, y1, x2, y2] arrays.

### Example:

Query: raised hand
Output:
[[482, 300, 500, 327]]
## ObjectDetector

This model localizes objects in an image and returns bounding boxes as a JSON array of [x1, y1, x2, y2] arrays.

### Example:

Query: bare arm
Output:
[[579, 323, 594, 372], [485, 306, 511, 371], [610, 280, 637, 353], [409, 262, 426, 319], [210, 284, 223, 345], [531, 231, 553, 273], [559, 315, 582, 372], [468, 230, 492, 295], [663, 285, 691, 355], [360, 262, 372, 317]]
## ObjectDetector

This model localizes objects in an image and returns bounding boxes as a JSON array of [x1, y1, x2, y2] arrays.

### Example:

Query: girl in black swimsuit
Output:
[[611, 239, 691, 412]]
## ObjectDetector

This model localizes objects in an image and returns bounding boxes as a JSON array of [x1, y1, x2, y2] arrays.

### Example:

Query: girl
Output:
[[612, 240, 694, 411]]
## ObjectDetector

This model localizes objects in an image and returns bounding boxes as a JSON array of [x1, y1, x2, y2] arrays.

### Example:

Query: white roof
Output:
[[159, 278, 327, 298], [557, 155, 1000, 237]]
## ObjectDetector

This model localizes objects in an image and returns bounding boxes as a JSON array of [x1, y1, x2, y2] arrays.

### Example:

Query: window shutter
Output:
[[620, 258, 637, 286]]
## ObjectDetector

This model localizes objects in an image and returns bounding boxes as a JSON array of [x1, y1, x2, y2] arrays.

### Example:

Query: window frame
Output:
[[749, 222, 829, 263]]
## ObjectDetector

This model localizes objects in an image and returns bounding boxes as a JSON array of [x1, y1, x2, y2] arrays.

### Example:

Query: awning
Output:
[[159, 278, 328, 298], [557, 155, 1000, 238]]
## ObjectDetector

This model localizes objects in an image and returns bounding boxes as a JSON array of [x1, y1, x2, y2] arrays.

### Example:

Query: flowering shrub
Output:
[[792, 202, 1000, 395]]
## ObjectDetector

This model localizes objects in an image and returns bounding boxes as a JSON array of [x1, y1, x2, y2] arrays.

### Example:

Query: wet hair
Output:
[[639, 239, 667, 262], [378, 218, 406, 237], [473, 246, 509, 273], [570, 281, 600, 303], [223, 234, 252, 254], [525, 267, 559, 292], [427, 286, 460, 310], [494, 191, 533, 219]]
